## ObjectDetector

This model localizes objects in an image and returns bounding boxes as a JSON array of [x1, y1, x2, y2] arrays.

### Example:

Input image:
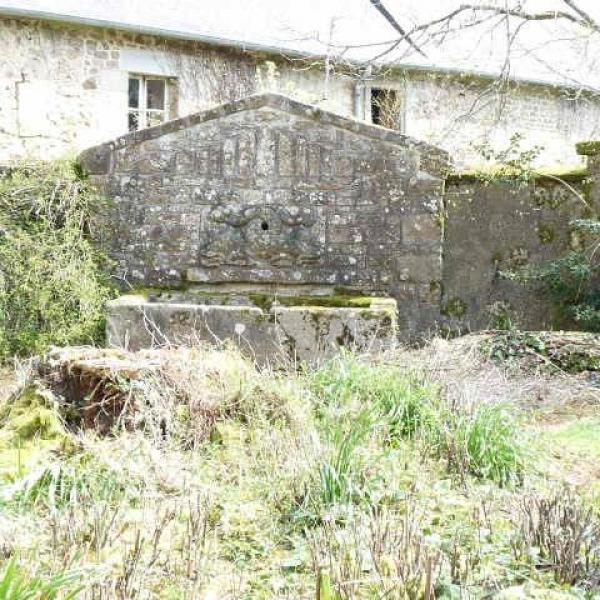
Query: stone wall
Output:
[[2, 15, 600, 167], [442, 173, 592, 332], [401, 73, 600, 168], [0, 15, 354, 161], [80, 93, 448, 335]]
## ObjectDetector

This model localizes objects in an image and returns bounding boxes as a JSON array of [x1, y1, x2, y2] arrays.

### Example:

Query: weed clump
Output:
[[7, 452, 133, 510], [429, 401, 525, 487], [512, 488, 600, 587], [0, 558, 82, 599], [311, 355, 525, 488]]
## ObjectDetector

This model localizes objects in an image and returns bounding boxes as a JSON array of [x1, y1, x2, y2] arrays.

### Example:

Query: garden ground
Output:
[[0, 333, 600, 599]]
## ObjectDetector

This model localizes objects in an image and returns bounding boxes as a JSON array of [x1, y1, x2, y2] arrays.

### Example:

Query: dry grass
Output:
[[0, 335, 599, 597]]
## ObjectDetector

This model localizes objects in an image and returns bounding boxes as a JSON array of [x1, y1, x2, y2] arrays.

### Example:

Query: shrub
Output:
[[0, 160, 113, 358], [511, 243, 600, 331]]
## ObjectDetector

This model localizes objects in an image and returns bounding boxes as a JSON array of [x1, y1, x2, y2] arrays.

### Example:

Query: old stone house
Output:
[[1, 1, 600, 167]]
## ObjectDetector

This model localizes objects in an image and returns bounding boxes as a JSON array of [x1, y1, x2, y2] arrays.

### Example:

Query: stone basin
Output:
[[106, 290, 398, 365]]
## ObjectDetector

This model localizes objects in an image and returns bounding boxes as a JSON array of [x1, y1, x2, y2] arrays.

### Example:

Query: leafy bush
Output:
[[0, 160, 113, 358], [507, 217, 600, 331], [469, 132, 543, 185], [512, 244, 600, 331]]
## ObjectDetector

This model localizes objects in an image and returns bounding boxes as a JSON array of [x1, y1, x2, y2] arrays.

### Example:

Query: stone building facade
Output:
[[2, 13, 600, 167]]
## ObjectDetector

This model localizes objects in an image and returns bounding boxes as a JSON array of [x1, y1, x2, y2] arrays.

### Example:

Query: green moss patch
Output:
[[249, 294, 394, 310], [441, 297, 467, 318], [0, 385, 66, 445], [537, 223, 555, 245], [576, 140, 600, 156], [447, 163, 587, 184]]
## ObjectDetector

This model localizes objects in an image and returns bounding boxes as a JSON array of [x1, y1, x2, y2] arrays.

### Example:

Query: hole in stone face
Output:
[[261, 221, 269, 231]]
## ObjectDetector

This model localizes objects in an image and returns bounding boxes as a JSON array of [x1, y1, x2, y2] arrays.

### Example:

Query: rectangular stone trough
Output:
[[106, 292, 398, 365]]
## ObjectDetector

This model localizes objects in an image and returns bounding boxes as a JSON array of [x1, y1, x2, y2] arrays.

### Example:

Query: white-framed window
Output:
[[128, 75, 172, 131], [360, 80, 406, 132]]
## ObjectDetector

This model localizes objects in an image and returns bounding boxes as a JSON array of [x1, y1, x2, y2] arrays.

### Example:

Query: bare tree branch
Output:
[[369, 0, 427, 57], [561, 0, 597, 28], [455, 3, 591, 26]]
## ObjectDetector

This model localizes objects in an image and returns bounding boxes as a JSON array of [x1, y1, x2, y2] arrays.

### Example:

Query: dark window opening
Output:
[[370, 88, 402, 131]]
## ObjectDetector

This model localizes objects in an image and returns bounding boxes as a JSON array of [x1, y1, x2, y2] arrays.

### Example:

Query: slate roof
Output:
[[1, 0, 600, 91]]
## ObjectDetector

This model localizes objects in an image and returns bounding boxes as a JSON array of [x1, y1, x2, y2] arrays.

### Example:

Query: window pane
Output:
[[128, 78, 140, 109], [146, 110, 165, 127], [146, 79, 165, 110], [128, 111, 140, 131]]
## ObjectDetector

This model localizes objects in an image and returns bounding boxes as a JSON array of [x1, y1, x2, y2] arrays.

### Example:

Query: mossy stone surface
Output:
[[441, 297, 468, 318], [576, 140, 600, 156], [0, 384, 65, 443], [447, 164, 587, 184]]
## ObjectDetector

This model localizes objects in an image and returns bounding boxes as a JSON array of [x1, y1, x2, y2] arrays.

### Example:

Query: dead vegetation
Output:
[[0, 334, 599, 597], [512, 488, 600, 587]]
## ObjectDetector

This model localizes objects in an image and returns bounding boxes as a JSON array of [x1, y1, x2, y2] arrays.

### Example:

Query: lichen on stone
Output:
[[537, 223, 555, 245]]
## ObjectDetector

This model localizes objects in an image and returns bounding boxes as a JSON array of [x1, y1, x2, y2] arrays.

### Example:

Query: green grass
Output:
[[0, 559, 82, 600], [540, 417, 600, 459], [439, 402, 526, 486], [311, 355, 526, 487], [6, 450, 137, 510]]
